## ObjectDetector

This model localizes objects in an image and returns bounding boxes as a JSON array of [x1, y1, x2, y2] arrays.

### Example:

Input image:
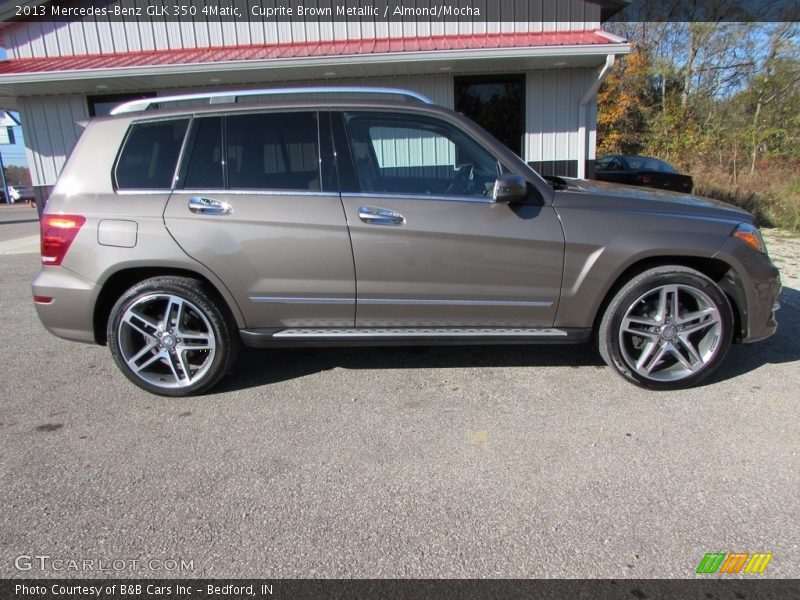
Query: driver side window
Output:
[[344, 112, 501, 198]]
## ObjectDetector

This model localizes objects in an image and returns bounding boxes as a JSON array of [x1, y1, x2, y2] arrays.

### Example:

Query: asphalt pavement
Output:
[[0, 225, 798, 579], [0, 204, 38, 246]]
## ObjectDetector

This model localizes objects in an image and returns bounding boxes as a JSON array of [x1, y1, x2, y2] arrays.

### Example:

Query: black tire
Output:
[[598, 266, 734, 390], [107, 276, 240, 397]]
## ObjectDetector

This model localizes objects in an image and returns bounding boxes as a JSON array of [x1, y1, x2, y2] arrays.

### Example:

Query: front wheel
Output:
[[598, 266, 734, 390], [107, 276, 239, 397]]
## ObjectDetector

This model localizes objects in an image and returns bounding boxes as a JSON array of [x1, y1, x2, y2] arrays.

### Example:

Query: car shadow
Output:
[[0, 218, 39, 225], [213, 286, 800, 394], [215, 340, 605, 392]]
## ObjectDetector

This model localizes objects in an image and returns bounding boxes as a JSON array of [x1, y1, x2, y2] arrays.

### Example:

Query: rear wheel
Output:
[[598, 266, 734, 390], [107, 276, 239, 397]]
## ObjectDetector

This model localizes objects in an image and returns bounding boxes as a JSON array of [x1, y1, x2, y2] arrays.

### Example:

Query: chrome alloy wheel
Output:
[[618, 284, 723, 383], [117, 293, 216, 389]]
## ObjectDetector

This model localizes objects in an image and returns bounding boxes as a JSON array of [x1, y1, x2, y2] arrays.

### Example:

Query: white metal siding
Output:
[[3, 0, 601, 59], [17, 95, 89, 186], [525, 68, 597, 164]]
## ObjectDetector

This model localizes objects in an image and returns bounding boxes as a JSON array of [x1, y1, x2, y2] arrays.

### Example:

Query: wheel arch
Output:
[[93, 266, 244, 345], [591, 255, 746, 343]]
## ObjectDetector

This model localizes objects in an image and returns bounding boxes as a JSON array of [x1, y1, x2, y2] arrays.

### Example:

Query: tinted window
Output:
[[344, 112, 500, 197], [625, 157, 679, 173], [180, 117, 224, 189], [651, 159, 678, 173], [116, 119, 188, 190], [226, 112, 320, 190], [595, 158, 613, 171], [597, 157, 624, 171]]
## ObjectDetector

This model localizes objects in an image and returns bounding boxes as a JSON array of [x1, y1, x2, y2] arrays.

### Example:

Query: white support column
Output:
[[577, 54, 615, 179]]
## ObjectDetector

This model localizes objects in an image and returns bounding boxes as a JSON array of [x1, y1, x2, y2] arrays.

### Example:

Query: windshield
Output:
[[625, 157, 679, 173]]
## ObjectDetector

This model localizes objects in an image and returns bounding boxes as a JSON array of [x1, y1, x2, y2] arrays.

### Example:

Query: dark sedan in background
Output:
[[595, 155, 694, 193]]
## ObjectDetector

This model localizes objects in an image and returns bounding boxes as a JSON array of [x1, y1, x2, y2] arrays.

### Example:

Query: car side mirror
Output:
[[493, 174, 528, 204]]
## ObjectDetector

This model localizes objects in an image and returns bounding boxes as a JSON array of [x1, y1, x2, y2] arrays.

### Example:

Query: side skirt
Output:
[[240, 327, 591, 348]]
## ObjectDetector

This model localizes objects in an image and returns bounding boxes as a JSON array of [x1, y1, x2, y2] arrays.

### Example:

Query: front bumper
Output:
[[32, 266, 100, 344], [714, 237, 781, 343]]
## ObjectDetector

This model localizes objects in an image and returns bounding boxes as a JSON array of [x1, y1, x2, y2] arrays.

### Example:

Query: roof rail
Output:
[[109, 87, 435, 115]]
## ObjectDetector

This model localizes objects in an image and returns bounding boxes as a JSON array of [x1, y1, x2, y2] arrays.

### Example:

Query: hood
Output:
[[551, 177, 752, 224]]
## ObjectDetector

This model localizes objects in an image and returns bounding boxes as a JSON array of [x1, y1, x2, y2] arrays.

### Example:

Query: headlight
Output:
[[732, 223, 767, 254]]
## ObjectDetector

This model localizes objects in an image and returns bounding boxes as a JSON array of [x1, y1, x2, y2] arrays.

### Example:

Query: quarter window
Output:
[[344, 112, 501, 197], [115, 119, 189, 190]]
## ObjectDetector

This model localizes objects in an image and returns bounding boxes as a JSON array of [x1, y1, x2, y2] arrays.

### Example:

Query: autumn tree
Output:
[[597, 44, 655, 156]]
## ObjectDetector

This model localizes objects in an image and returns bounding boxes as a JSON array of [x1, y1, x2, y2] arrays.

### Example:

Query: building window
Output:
[[87, 92, 157, 118], [454, 75, 525, 157]]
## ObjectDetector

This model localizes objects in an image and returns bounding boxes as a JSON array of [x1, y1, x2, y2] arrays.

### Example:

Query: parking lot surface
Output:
[[1, 231, 798, 578]]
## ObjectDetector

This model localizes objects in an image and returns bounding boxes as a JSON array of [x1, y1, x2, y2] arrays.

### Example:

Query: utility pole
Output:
[[0, 147, 8, 204]]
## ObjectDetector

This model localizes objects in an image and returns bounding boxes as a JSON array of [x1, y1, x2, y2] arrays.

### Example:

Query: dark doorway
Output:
[[87, 92, 156, 117], [454, 74, 525, 157]]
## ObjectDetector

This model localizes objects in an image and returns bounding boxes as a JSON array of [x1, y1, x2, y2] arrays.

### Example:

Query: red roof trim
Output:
[[0, 30, 616, 75]]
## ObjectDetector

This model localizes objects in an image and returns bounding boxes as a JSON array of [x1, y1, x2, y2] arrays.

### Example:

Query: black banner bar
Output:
[[2, 579, 800, 600]]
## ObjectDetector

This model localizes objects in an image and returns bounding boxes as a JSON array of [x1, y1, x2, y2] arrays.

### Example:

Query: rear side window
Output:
[[226, 112, 320, 191], [115, 119, 188, 190], [180, 117, 224, 189]]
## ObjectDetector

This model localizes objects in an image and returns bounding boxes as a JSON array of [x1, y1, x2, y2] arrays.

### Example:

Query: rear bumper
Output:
[[714, 238, 781, 343], [32, 266, 100, 344]]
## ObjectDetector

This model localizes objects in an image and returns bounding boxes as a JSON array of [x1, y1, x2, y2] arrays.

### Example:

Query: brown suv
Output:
[[32, 88, 781, 396]]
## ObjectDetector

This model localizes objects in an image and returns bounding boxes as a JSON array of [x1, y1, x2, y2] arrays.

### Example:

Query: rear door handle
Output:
[[188, 197, 232, 216], [358, 206, 406, 226]]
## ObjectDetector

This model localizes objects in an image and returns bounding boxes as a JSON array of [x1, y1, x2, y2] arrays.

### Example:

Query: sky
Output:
[[1, 121, 28, 167]]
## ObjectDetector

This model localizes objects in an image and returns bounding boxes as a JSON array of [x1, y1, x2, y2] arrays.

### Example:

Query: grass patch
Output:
[[691, 166, 800, 232]]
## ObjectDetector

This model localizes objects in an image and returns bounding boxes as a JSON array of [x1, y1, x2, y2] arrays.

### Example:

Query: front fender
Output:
[[553, 206, 735, 329]]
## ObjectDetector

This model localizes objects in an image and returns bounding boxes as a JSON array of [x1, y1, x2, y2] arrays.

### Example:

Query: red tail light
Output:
[[41, 214, 86, 266]]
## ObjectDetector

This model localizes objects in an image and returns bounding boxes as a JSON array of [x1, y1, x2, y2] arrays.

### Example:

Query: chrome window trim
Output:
[[173, 189, 340, 197], [342, 192, 495, 205], [115, 189, 175, 195]]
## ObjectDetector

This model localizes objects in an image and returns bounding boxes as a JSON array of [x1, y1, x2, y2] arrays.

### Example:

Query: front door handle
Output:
[[358, 206, 406, 226], [188, 197, 232, 216]]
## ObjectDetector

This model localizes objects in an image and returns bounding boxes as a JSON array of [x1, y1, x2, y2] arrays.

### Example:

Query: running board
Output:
[[240, 327, 590, 348]]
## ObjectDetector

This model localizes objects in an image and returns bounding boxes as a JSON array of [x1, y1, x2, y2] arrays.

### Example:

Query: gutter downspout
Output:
[[577, 53, 615, 180]]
